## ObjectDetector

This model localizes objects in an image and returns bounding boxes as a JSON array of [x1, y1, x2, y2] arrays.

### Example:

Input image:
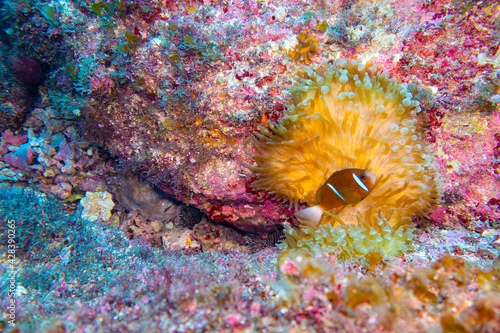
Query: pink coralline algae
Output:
[[53, 141, 75, 161], [1, 0, 500, 332], [0, 0, 496, 238], [432, 112, 500, 227], [64, 0, 499, 238], [3, 143, 34, 171], [1, 129, 28, 146]]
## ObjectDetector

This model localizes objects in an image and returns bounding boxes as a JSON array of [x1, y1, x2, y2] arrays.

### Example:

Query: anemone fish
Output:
[[295, 168, 376, 226]]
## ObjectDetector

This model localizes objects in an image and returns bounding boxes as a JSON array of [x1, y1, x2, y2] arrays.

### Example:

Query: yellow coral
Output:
[[287, 30, 320, 65], [246, 59, 442, 257], [276, 250, 500, 331]]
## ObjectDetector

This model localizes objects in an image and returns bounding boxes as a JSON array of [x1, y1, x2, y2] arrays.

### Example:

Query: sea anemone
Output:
[[287, 30, 320, 65], [246, 59, 442, 257]]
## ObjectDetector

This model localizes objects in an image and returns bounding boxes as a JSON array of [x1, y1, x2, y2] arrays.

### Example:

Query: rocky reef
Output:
[[0, 0, 499, 331]]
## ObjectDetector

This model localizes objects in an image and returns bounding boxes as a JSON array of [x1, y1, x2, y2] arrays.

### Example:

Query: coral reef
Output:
[[276, 249, 500, 332], [0, 0, 499, 331], [0, 0, 497, 236]]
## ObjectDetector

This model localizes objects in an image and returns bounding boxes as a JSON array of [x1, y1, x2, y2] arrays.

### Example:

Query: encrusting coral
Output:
[[247, 59, 442, 258], [276, 250, 500, 332]]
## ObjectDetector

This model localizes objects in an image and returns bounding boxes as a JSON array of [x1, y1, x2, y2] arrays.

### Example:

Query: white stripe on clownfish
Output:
[[327, 183, 346, 202], [352, 173, 369, 191]]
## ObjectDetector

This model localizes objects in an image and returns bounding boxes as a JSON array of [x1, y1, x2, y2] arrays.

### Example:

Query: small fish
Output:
[[295, 168, 376, 226]]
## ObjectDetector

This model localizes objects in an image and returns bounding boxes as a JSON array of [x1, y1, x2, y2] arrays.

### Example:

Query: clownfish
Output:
[[294, 168, 376, 226]]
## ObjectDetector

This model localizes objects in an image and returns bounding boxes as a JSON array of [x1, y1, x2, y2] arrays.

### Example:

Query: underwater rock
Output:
[[112, 174, 178, 223], [80, 191, 115, 222], [2, 129, 28, 146], [161, 229, 201, 251], [192, 219, 246, 251], [0, 168, 18, 181], [3, 143, 34, 170], [11, 55, 43, 86], [121, 210, 164, 246], [53, 141, 75, 161], [49, 0, 497, 238], [79, 177, 109, 192], [50, 182, 72, 200]]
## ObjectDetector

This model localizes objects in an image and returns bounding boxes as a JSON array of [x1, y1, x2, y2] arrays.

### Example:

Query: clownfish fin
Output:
[[294, 205, 324, 227]]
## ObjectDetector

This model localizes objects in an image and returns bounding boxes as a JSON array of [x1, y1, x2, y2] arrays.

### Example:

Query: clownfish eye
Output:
[[352, 173, 369, 191], [360, 174, 366, 179]]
